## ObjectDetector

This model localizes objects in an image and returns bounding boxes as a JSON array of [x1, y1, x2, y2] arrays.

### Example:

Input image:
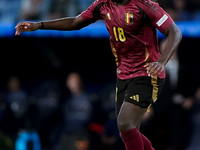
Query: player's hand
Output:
[[144, 62, 165, 77], [15, 22, 41, 36]]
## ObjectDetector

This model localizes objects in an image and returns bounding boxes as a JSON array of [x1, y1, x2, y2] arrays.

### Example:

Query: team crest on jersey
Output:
[[125, 12, 133, 24]]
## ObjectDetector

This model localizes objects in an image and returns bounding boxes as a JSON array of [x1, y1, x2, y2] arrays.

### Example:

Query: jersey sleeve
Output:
[[81, 0, 104, 21], [137, 0, 173, 33]]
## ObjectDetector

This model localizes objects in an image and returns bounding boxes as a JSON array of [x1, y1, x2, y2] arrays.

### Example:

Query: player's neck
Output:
[[111, 0, 129, 7]]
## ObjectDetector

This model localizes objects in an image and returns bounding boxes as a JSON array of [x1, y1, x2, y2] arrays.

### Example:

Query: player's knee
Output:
[[117, 117, 137, 132]]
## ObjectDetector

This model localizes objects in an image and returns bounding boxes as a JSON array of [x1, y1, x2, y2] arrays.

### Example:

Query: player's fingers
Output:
[[144, 63, 149, 68], [152, 64, 165, 77], [144, 64, 149, 74], [15, 22, 25, 29], [148, 69, 156, 77], [15, 22, 22, 29], [148, 63, 157, 73], [15, 29, 21, 36], [151, 66, 160, 76], [15, 30, 18, 36], [15, 26, 23, 35], [156, 66, 164, 76], [145, 63, 153, 70], [146, 66, 151, 74], [145, 62, 161, 77], [16, 27, 25, 35], [148, 63, 160, 77], [15, 22, 31, 29], [24, 22, 31, 27], [15, 27, 21, 35], [16, 24, 32, 35], [15, 25, 24, 35]]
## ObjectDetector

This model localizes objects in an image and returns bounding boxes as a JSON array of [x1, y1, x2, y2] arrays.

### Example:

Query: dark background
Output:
[[0, 37, 199, 95]]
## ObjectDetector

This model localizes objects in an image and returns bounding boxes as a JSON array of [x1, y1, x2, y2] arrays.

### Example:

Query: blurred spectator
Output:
[[0, 76, 29, 149], [19, 0, 53, 21], [5, 76, 28, 119], [162, 39, 179, 90], [60, 72, 91, 150], [3, 76, 28, 136], [20, 0, 43, 20], [19, 0, 94, 20], [75, 0, 94, 13], [185, 87, 200, 150], [172, 0, 191, 21], [65, 0, 94, 17], [164, 7, 178, 21], [1, 0, 200, 23], [0, 0, 21, 23], [35, 80, 60, 123], [48, 0, 69, 19], [33, 80, 61, 149]]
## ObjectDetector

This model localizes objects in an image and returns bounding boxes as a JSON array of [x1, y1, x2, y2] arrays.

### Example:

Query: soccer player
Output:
[[15, 0, 182, 149]]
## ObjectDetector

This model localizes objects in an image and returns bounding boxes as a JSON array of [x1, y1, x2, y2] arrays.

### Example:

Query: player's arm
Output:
[[145, 22, 182, 77], [158, 22, 182, 65], [15, 14, 93, 35]]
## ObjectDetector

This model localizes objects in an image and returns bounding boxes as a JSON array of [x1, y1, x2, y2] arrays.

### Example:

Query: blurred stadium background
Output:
[[0, 0, 200, 150]]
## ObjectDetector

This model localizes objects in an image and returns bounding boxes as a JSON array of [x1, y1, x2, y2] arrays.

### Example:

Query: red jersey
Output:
[[81, 0, 173, 79]]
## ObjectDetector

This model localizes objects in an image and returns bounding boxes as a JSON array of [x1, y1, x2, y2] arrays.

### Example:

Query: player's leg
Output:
[[117, 102, 147, 132], [116, 78, 148, 150], [116, 79, 143, 150], [117, 102, 147, 150], [116, 77, 164, 150]]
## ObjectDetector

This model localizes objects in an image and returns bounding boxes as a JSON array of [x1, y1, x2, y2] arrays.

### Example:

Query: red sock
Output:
[[120, 128, 144, 150], [140, 133, 154, 150]]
